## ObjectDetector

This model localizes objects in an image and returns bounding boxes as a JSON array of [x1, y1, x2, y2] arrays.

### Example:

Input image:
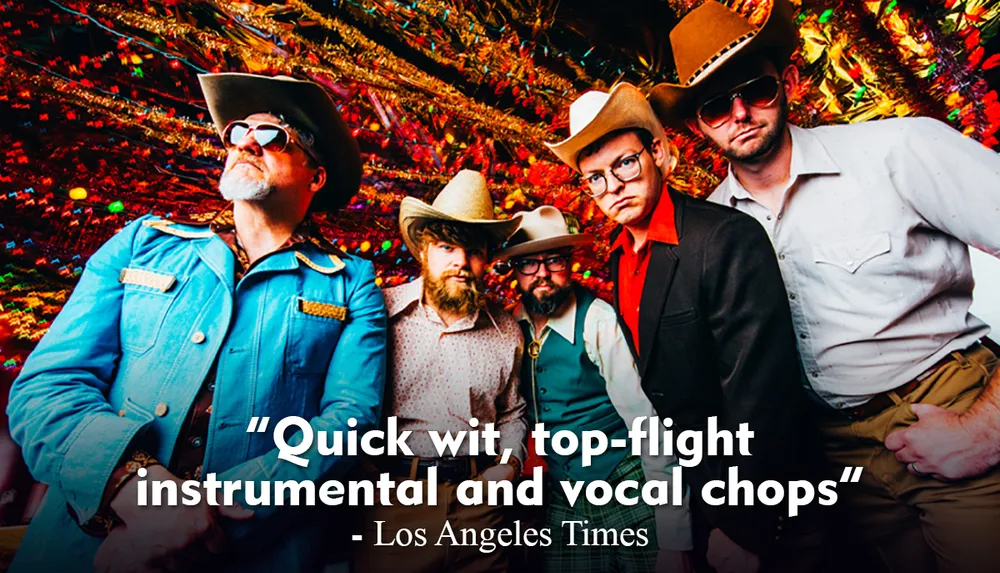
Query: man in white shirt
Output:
[[497, 206, 693, 573], [648, 0, 1000, 571]]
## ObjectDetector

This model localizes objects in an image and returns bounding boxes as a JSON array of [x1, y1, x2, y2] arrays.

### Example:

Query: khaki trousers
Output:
[[818, 344, 1000, 573], [351, 480, 507, 573]]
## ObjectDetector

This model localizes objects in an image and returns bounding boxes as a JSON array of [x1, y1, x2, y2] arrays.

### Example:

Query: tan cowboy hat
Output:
[[544, 83, 679, 174], [497, 206, 594, 260], [398, 169, 522, 256], [198, 72, 362, 212], [648, 0, 798, 128]]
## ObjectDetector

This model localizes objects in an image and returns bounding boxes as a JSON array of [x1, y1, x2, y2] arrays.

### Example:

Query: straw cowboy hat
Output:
[[544, 83, 679, 174], [497, 206, 594, 260], [198, 72, 362, 212], [648, 0, 798, 128], [398, 169, 522, 256]]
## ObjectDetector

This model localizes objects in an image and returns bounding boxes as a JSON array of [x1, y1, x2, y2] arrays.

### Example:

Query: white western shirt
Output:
[[708, 118, 1000, 408]]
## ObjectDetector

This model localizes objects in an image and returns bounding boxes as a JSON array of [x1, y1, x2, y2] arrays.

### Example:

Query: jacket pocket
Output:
[[284, 296, 346, 375], [659, 308, 699, 327], [813, 232, 890, 274], [120, 267, 185, 355]]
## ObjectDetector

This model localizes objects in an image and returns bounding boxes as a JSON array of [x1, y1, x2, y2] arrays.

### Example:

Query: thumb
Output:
[[218, 502, 254, 520], [910, 403, 946, 419]]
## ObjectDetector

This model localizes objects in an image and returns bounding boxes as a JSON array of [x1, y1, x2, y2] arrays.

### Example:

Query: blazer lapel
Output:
[[637, 244, 678, 375]]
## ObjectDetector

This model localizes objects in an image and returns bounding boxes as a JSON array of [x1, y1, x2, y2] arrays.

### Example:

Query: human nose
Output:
[[535, 263, 550, 278], [235, 128, 262, 155], [730, 96, 750, 122]]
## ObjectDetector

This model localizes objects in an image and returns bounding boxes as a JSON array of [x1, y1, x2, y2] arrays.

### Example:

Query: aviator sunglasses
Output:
[[697, 75, 781, 128], [221, 120, 321, 164]]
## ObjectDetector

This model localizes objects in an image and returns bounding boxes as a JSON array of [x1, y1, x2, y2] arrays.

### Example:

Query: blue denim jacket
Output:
[[6, 214, 387, 573]]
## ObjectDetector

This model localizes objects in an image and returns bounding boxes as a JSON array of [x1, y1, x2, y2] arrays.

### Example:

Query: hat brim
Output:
[[198, 73, 361, 212], [544, 83, 675, 173], [648, 0, 798, 129], [497, 234, 594, 260], [399, 197, 522, 256]]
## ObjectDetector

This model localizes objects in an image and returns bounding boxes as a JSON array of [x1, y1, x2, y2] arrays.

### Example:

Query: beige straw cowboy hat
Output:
[[544, 83, 679, 174], [497, 206, 593, 260], [398, 169, 522, 256], [648, 0, 798, 128], [198, 73, 361, 212]]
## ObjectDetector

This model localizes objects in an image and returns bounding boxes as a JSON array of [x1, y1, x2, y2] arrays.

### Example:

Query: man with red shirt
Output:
[[545, 84, 828, 573]]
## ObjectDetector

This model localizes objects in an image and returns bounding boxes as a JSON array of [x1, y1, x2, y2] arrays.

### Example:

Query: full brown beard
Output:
[[423, 267, 485, 317], [521, 278, 572, 316]]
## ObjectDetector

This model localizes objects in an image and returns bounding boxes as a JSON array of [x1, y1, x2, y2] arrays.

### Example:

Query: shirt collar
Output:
[[173, 204, 341, 255], [514, 290, 577, 344], [611, 183, 679, 253], [386, 276, 502, 334], [724, 124, 841, 204]]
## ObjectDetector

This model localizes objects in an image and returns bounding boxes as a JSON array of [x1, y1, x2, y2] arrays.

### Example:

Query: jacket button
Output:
[[154, 403, 169, 417], [118, 409, 126, 417], [191, 331, 206, 344]]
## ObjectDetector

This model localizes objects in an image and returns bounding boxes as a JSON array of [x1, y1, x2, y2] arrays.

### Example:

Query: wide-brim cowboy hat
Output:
[[497, 206, 593, 260], [398, 169, 521, 256], [544, 83, 679, 174], [198, 72, 362, 212], [648, 0, 798, 129]]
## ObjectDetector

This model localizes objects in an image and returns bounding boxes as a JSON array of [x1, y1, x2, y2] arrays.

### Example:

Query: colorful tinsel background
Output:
[[1, 0, 1000, 531]]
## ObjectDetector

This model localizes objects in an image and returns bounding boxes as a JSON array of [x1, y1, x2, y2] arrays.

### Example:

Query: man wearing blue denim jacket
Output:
[[6, 73, 387, 573]]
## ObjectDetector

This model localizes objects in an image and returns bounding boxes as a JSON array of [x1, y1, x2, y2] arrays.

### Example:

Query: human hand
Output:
[[885, 403, 1000, 480]]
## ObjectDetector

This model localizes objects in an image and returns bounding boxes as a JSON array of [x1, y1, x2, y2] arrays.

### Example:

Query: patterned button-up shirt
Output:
[[382, 277, 527, 462]]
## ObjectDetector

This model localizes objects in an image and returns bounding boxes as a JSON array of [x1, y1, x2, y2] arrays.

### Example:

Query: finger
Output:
[[202, 519, 230, 555], [884, 429, 908, 451], [892, 445, 921, 464], [217, 503, 254, 520], [910, 403, 946, 418]]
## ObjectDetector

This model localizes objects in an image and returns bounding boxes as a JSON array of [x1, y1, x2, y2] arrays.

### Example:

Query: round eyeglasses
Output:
[[580, 147, 648, 198]]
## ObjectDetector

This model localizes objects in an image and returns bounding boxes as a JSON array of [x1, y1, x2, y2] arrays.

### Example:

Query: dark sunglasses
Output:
[[697, 76, 781, 128], [222, 120, 321, 164]]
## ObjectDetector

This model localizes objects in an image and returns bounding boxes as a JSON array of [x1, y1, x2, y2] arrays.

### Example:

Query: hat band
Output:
[[684, 31, 756, 86]]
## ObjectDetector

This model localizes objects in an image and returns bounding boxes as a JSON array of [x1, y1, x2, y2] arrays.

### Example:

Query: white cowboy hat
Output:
[[497, 206, 593, 260]]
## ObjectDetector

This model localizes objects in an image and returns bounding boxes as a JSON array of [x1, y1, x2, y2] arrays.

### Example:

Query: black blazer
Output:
[[612, 188, 827, 555]]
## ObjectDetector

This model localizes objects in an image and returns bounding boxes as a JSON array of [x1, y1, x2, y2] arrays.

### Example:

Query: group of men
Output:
[[6, 1, 1000, 572]]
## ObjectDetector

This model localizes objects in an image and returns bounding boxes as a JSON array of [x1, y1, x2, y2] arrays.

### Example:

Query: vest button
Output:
[[536, 366, 545, 373], [540, 388, 547, 394], [543, 406, 551, 412]]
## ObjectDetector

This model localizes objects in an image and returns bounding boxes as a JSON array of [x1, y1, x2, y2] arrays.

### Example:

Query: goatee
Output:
[[522, 279, 572, 317], [423, 267, 485, 317], [219, 162, 273, 201]]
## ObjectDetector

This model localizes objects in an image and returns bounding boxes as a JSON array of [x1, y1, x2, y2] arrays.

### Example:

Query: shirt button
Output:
[[154, 402, 169, 417], [812, 371, 820, 377], [777, 214, 783, 220], [778, 253, 786, 260], [191, 331, 206, 344], [190, 436, 204, 448], [789, 293, 797, 300], [207, 382, 216, 392], [846, 260, 855, 267], [766, 215, 773, 221], [799, 333, 808, 340]]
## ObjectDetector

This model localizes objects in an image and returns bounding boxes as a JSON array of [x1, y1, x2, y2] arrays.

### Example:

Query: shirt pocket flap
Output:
[[297, 298, 347, 321], [813, 232, 891, 274], [119, 268, 178, 292]]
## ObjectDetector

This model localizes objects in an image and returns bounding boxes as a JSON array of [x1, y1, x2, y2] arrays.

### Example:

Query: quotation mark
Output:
[[839, 466, 863, 483], [247, 417, 270, 433]]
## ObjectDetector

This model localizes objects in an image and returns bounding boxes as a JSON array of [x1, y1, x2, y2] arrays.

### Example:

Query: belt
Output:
[[838, 338, 997, 420], [376, 455, 495, 483]]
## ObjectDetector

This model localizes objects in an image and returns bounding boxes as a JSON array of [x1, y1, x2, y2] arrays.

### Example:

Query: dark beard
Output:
[[423, 267, 485, 317], [522, 279, 572, 317], [723, 94, 788, 164]]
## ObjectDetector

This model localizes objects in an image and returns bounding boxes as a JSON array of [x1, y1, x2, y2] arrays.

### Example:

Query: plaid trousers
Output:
[[544, 455, 657, 573]]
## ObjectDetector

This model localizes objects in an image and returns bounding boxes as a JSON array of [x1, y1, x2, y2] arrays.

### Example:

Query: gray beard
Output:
[[218, 168, 273, 201]]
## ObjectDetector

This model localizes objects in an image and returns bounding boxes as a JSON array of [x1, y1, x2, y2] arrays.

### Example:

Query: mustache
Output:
[[441, 269, 475, 280], [529, 277, 556, 291], [227, 154, 265, 171]]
